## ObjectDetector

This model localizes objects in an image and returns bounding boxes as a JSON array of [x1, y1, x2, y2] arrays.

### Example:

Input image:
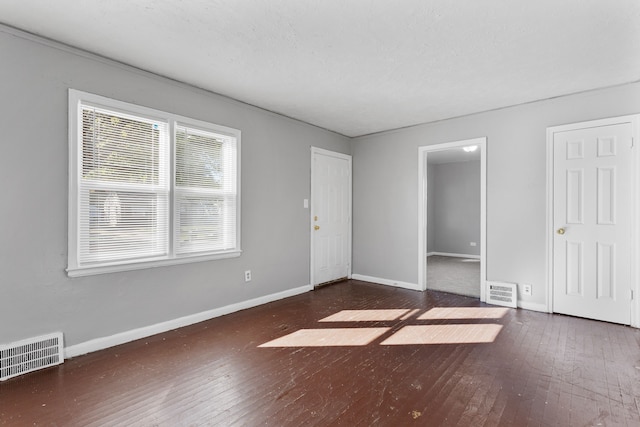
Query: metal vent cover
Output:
[[0, 332, 64, 381], [487, 282, 517, 308]]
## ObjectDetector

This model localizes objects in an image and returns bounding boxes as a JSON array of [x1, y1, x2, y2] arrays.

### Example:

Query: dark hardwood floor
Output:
[[2, 280, 640, 426]]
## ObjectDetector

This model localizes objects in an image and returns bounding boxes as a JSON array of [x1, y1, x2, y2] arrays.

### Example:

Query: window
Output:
[[68, 90, 240, 276]]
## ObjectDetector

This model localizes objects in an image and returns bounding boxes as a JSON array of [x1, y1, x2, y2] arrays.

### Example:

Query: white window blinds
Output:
[[68, 90, 241, 276], [79, 106, 170, 264], [175, 125, 238, 255]]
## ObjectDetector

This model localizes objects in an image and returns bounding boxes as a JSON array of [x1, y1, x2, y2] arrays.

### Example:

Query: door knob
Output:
[[314, 225, 320, 230], [557, 228, 565, 235]]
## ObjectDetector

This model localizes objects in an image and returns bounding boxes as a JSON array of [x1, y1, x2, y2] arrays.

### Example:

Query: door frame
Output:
[[546, 114, 640, 327], [418, 137, 487, 301], [310, 147, 352, 287]]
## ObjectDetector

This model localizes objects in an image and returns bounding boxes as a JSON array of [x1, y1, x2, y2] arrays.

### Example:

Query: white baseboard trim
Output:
[[517, 301, 548, 313], [351, 274, 422, 291], [427, 252, 481, 259], [65, 284, 313, 359]]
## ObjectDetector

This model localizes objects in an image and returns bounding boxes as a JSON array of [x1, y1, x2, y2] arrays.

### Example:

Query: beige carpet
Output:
[[427, 255, 480, 298]]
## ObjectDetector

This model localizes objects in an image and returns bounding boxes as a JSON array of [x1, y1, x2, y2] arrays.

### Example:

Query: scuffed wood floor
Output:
[[1, 280, 640, 426]]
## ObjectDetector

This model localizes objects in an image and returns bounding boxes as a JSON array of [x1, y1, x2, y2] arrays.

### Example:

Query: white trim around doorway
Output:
[[418, 137, 487, 301]]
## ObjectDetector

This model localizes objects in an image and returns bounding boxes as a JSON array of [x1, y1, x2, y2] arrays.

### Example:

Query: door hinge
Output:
[[631, 289, 634, 300]]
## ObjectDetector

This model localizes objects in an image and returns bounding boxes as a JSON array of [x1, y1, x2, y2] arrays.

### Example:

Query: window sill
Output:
[[66, 250, 242, 278]]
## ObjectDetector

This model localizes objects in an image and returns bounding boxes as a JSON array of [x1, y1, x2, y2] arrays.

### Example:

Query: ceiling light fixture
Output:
[[463, 145, 478, 152]]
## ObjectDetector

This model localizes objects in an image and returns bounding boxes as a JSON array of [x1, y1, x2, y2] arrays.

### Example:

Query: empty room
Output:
[[1, 1, 640, 426]]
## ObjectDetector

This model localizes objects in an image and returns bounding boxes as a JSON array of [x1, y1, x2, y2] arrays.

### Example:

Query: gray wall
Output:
[[428, 160, 480, 256], [353, 81, 640, 307], [0, 29, 350, 347]]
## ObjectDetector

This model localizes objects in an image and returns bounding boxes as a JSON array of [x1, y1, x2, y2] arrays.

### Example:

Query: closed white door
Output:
[[553, 122, 633, 324], [311, 149, 351, 286]]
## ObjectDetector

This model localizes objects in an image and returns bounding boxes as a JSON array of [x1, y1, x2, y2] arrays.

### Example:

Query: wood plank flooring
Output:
[[1, 280, 640, 426]]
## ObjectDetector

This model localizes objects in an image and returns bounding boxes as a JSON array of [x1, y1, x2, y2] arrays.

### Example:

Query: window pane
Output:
[[175, 125, 237, 256], [79, 189, 169, 263], [175, 194, 236, 254], [82, 107, 166, 185], [175, 127, 225, 189]]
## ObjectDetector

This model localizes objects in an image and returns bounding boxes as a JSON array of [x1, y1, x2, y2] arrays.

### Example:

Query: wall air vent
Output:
[[487, 282, 517, 308], [0, 332, 64, 381]]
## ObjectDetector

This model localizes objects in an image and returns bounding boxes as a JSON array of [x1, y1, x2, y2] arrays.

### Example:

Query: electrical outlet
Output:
[[244, 270, 252, 282], [522, 284, 532, 296], [470, 242, 477, 247]]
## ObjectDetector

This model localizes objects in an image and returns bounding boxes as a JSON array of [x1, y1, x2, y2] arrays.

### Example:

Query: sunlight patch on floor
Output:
[[259, 307, 507, 348], [258, 328, 390, 347], [400, 309, 421, 320], [418, 307, 509, 320], [381, 324, 503, 345], [319, 309, 411, 322]]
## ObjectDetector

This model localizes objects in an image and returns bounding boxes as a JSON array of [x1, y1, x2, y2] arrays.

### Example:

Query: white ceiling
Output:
[[1, 0, 639, 137]]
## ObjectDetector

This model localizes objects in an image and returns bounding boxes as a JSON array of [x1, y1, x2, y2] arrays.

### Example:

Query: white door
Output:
[[311, 148, 351, 286], [552, 122, 633, 324]]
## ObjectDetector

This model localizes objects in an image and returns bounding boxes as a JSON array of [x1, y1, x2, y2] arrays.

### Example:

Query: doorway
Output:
[[418, 138, 487, 301], [310, 147, 352, 287], [546, 115, 640, 326]]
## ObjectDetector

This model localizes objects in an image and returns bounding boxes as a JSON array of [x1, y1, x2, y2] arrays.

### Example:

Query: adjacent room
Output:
[[426, 146, 482, 298], [1, 1, 640, 425]]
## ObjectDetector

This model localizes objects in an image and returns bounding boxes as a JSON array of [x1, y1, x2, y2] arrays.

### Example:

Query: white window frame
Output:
[[67, 89, 241, 277]]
